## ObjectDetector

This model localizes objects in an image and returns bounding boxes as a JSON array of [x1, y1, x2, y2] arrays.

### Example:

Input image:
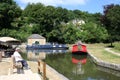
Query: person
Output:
[[13, 47, 29, 70]]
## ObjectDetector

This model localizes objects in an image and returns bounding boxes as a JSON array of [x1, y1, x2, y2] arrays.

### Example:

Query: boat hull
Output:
[[72, 44, 87, 54], [72, 51, 87, 54]]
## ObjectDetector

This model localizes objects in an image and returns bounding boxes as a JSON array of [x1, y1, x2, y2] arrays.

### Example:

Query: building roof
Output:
[[28, 34, 45, 39], [0, 37, 20, 42], [0, 37, 21, 45]]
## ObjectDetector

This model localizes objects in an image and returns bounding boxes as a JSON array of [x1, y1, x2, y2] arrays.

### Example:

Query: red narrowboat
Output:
[[72, 44, 87, 54]]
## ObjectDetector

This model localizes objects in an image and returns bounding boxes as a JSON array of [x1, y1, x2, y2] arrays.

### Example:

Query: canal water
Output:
[[26, 49, 120, 80]]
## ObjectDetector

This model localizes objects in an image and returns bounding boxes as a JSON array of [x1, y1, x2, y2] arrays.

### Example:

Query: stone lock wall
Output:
[[88, 53, 120, 71]]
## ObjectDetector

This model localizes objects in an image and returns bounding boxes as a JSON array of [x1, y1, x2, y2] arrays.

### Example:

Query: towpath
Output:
[[0, 58, 69, 80], [105, 48, 120, 56], [0, 58, 42, 80], [0, 70, 41, 80]]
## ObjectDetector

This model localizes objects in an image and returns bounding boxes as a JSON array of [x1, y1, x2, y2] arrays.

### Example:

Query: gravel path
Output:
[[105, 48, 120, 56]]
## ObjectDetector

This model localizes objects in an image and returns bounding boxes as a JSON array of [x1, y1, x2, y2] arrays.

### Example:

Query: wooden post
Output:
[[38, 60, 46, 80], [43, 62, 46, 80], [38, 60, 40, 73], [10, 55, 14, 74]]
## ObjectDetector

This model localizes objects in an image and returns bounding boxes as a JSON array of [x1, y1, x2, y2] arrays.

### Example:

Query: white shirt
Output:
[[13, 51, 23, 62]]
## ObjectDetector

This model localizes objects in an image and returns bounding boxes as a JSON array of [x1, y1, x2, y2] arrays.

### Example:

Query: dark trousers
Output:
[[17, 60, 28, 68]]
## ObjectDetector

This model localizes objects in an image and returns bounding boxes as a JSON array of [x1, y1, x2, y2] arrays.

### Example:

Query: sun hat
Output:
[[15, 47, 20, 50]]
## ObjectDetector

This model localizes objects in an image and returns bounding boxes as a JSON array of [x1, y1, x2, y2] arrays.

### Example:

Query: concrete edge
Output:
[[46, 64, 69, 80], [88, 52, 120, 71]]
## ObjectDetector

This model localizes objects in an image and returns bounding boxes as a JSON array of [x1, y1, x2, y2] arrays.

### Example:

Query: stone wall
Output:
[[88, 53, 120, 71]]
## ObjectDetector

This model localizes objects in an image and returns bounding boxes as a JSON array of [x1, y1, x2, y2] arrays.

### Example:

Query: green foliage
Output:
[[0, 0, 22, 29], [0, 26, 31, 42], [0, 0, 14, 3], [1, 1, 118, 44], [63, 23, 81, 43], [21, 3, 72, 43], [47, 23, 82, 44], [0, 29, 10, 36], [102, 4, 120, 43], [80, 22, 108, 43]]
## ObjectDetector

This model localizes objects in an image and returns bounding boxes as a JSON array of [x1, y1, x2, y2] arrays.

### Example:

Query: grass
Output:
[[110, 42, 120, 53], [114, 42, 120, 51], [111, 48, 120, 53], [87, 43, 120, 64]]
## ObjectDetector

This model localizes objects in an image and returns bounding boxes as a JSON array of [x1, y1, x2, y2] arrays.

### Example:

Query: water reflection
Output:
[[26, 49, 68, 60], [44, 52, 120, 80], [72, 54, 87, 64], [72, 54, 87, 75]]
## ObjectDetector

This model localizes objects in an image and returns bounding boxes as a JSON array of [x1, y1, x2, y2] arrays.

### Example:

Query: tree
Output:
[[60, 23, 82, 43], [80, 22, 108, 43], [92, 13, 102, 24], [23, 3, 75, 39], [101, 4, 120, 46], [0, 0, 22, 29]]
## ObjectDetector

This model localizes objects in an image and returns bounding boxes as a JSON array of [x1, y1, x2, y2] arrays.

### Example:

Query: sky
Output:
[[14, 0, 120, 13]]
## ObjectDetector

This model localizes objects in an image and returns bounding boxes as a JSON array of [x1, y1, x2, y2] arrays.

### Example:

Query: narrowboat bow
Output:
[[72, 44, 87, 54]]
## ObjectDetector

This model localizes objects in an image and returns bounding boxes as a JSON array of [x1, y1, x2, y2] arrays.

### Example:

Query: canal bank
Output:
[[88, 52, 120, 71], [27, 61, 69, 80], [86, 43, 120, 72]]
